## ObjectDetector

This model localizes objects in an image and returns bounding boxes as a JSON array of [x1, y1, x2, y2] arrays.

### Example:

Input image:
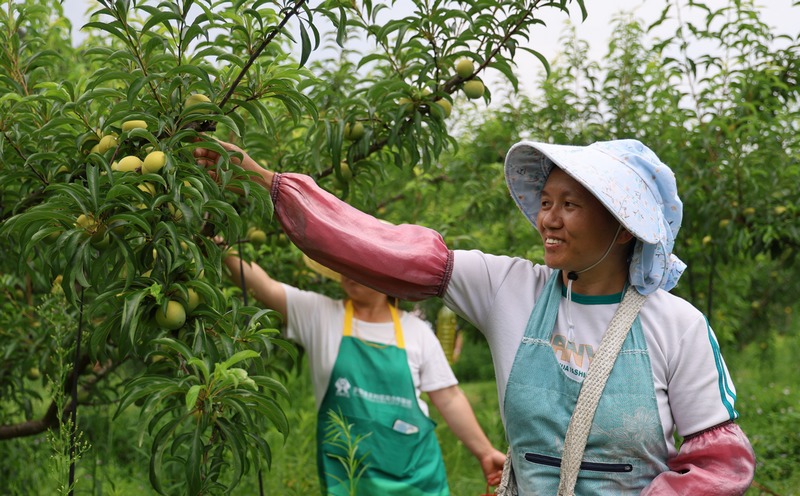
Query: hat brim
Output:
[[504, 141, 664, 244], [302, 254, 341, 282]]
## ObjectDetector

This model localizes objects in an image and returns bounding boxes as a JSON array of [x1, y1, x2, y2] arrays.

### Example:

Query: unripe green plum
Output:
[[167, 203, 184, 221], [340, 162, 353, 181], [434, 98, 452, 118], [75, 214, 107, 247], [137, 182, 156, 196], [75, 213, 96, 230], [463, 80, 485, 99], [98, 135, 119, 154], [247, 227, 267, 245], [142, 151, 166, 173], [90, 229, 110, 248], [185, 93, 211, 111], [155, 300, 186, 330], [187, 288, 201, 312], [455, 58, 474, 78], [117, 156, 143, 172], [122, 120, 148, 132], [343, 121, 365, 141]]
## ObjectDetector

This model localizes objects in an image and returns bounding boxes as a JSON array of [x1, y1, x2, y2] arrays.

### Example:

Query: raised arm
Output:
[[195, 141, 454, 301], [427, 385, 505, 486], [223, 252, 287, 317]]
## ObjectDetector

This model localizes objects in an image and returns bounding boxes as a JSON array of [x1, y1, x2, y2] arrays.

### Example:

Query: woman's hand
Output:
[[193, 138, 275, 190]]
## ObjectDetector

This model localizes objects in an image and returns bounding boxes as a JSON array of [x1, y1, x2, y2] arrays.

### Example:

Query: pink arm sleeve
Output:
[[642, 421, 755, 495], [271, 173, 453, 301]]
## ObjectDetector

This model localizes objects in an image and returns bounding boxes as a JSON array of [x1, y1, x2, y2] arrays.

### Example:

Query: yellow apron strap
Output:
[[389, 304, 405, 349], [343, 299, 405, 349], [343, 300, 354, 336]]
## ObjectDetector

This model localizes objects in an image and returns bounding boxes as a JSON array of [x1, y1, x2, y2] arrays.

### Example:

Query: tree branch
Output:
[[0, 354, 98, 440]]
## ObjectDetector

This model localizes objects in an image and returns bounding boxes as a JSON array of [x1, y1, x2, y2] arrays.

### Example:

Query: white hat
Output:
[[504, 139, 686, 295]]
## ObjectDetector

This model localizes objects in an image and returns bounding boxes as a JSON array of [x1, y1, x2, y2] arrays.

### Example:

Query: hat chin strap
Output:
[[566, 223, 624, 282], [564, 224, 624, 343]]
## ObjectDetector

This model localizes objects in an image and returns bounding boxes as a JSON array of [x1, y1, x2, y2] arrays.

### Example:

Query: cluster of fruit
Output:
[[345, 58, 487, 150], [69, 95, 215, 331]]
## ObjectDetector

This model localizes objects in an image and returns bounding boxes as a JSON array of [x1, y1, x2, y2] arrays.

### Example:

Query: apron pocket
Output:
[[524, 452, 633, 473], [328, 414, 432, 479]]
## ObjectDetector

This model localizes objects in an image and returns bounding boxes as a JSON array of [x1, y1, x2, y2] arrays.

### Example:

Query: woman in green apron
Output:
[[222, 255, 505, 494]]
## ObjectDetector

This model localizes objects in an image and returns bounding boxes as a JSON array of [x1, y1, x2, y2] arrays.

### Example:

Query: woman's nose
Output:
[[538, 206, 561, 229]]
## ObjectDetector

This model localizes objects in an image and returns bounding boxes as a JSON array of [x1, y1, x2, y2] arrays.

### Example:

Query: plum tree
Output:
[[0, 0, 586, 492]]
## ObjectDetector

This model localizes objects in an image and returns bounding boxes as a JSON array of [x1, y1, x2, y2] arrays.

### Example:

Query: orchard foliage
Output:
[[397, 0, 800, 350], [0, 0, 585, 493]]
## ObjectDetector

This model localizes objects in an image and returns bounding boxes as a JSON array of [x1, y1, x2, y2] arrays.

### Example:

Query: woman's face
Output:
[[340, 276, 387, 304], [536, 168, 627, 274]]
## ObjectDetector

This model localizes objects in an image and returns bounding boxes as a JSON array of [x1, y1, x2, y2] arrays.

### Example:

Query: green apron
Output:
[[316, 301, 450, 496]]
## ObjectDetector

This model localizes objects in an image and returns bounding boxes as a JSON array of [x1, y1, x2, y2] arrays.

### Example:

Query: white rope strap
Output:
[[557, 286, 647, 496], [496, 446, 517, 496]]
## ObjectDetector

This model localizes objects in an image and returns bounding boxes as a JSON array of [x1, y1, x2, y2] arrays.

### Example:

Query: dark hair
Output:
[[625, 236, 637, 262]]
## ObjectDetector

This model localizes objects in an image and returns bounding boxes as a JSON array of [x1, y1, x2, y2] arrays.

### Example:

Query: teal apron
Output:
[[316, 301, 450, 496], [504, 271, 669, 495]]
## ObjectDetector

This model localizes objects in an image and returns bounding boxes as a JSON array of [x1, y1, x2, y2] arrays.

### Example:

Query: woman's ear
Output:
[[617, 227, 635, 245]]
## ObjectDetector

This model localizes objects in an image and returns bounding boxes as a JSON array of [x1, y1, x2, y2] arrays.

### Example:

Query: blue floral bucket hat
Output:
[[504, 138, 686, 295]]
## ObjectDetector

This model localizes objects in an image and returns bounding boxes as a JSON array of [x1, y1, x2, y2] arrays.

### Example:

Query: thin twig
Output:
[[67, 287, 85, 496], [217, 0, 309, 112]]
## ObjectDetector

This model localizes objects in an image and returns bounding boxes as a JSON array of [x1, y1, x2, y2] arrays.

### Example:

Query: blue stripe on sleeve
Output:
[[706, 317, 738, 419]]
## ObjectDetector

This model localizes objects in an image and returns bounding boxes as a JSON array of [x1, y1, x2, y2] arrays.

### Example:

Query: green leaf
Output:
[[219, 350, 260, 370], [187, 357, 210, 382], [83, 21, 127, 40], [121, 290, 147, 346], [298, 22, 311, 68], [185, 384, 202, 412]]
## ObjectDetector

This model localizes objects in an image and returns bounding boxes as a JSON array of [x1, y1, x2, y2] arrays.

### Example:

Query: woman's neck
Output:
[[350, 298, 393, 322], [561, 266, 629, 296]]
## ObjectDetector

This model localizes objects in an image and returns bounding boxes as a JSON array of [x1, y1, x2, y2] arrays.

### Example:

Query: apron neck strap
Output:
[[343, 300, 405, 349]]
